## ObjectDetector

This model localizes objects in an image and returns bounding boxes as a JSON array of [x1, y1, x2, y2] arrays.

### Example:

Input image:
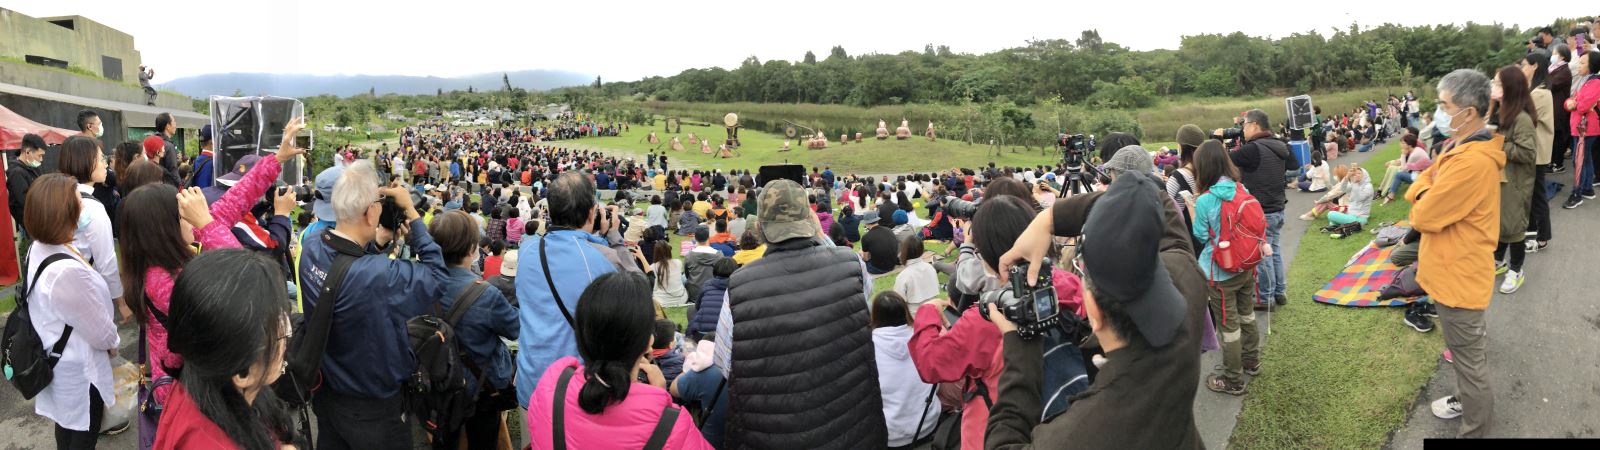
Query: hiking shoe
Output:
[[1500, 270, 1525, 294], [1421, 302, 1439, 318], [1565, 196, 1584, 209], [1275, 293, 1288, 306], [1244, 359, 1263, 376], [1405, 306, 1435, 333], [1206, 374, 1248, 396], [1431, 396, 1464, 419], [1494, 260, 1508, 275]]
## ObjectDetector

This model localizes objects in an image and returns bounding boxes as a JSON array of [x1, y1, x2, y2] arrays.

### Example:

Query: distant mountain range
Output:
[[159, 70, 594, 98]]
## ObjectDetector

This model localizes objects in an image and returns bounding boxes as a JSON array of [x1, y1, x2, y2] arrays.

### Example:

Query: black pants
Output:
[[1495, 242, 1526, 271], [441, 385, 515, 450], [1554, 132, 1572, 169], [313, 390, 412, 450], [1529, 165, 1552, 242], [55, 385, 103, 450]]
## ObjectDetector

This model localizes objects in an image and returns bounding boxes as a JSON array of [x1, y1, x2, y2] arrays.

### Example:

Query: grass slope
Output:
[[556, 122, 1062, 174], [1229, 141, 1442, 449]]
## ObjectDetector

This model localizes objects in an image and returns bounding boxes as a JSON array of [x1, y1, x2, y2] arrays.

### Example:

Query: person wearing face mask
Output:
[[1563, 48, 1600, 208], [8, 134, 46, 235], [76, 110, 102, 140], [1409, 69, 1504, 438]]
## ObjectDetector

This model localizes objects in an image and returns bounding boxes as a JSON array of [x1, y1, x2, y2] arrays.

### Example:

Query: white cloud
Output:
[[5, 0, 1559, 83]]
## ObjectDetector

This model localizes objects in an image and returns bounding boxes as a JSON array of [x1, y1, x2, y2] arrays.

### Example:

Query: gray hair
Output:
[[1438, 69, 1491, 115], [332, 160, 379, 222], [1244, 109, 1270, 129]]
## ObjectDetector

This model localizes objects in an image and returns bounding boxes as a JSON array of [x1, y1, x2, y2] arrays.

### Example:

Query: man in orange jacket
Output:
[[1405, 69, 1505, 438]]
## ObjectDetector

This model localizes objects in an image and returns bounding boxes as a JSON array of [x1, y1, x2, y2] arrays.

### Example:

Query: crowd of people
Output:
[[9, 26, 1593, 445]]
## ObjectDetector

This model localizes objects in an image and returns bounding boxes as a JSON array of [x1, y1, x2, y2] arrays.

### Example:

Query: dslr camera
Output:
[[1057, 133, 1094, 170], [379, 190, 430, 231], [941, 195, 978, 220], [977, 258, 1091, 342]]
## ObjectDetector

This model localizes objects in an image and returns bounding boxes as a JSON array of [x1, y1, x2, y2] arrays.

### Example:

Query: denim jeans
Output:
[[1573, 136, 1599, 197], [1388, 171, 1416, 196], [1256, 211, 1286, 303]]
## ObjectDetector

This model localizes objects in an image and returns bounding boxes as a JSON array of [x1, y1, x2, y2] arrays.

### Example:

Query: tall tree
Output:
[[503, 73, 513, 92], [803, 51, 818, 65]]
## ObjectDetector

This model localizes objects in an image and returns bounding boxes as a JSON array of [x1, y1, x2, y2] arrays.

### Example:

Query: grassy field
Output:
[[1132, 87, 1428, 143], [1229, 140, 1442, 449], [550, 121, 1062, 174]]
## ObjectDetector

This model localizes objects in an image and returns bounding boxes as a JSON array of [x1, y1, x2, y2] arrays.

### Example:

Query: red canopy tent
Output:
[[0, 104, 77, 150]]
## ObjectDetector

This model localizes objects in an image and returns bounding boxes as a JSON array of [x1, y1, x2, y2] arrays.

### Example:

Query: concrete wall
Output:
[[0, 60, 193, 110], [0, 9, 143, 83]]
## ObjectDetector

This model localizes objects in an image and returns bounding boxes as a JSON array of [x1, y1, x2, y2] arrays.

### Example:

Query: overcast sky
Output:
[[6, 0, 1559, 83]]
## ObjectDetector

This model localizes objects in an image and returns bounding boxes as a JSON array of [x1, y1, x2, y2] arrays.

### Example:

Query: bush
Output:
[[1082, 109, 1143, 141], [1192, 66, 1237, 97], [1085, 76, 1158, 109]]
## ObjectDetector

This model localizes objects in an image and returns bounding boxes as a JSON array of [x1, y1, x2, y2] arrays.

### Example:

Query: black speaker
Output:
[[1286, 95, 1314, 130], [209, 96, 306, 186]]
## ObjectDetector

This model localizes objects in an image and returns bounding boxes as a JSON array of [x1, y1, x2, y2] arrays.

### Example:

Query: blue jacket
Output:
[[1190, 177, 1245, 282], [514, 229, 619, 407], [297, 219, 448, 399], [439, 267, 520, 392], [655, 349, 684, 386], [687, 276, 728, 337], [191, 152, 214, 188]]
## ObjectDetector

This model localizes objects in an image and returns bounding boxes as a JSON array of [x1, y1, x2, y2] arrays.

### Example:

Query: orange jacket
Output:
[[1404, 131, 1505, 310]]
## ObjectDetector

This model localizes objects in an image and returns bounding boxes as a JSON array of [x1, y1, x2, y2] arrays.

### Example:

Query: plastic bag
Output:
[[100, 361, 139, 434]]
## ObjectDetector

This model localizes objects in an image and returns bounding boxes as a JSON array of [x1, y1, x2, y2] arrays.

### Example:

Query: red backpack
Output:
[[1209, 190, 1268, 273]]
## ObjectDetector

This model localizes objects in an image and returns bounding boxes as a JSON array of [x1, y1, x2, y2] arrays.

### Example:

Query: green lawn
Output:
[[553, 121, 1062, 174], [1229, 141, 1443, 448]]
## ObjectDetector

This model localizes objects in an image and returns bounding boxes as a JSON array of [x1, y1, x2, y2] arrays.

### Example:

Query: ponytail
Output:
[[577, 359, 633, 415]]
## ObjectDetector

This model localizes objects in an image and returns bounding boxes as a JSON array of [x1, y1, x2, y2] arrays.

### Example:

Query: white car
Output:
[[452, 119, 474, 127], [342, 126, 354, 132], [322, 124, 339, 132], [473, 117, 496, 126]]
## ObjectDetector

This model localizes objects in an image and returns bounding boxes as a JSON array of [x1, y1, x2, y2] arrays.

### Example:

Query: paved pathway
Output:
[[1386, 176, 1600, 445]]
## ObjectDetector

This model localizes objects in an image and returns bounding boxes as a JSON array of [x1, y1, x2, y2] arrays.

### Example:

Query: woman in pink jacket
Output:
[[1563, 49, 1600, 208], [117, 119, 303, 450], [527, 272, 712, 450]]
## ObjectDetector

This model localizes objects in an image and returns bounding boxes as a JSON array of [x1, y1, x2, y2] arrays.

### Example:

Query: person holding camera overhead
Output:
[[986, 172, 1206, 449], [296, 159, 449, 450], [118, 117, 304, 450]]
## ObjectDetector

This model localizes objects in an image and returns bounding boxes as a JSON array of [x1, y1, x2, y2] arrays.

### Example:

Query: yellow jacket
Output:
[[1405, 131, 1506, 310]]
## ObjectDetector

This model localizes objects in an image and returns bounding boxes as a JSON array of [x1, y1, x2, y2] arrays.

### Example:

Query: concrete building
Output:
[[0, 8, 142, 83]]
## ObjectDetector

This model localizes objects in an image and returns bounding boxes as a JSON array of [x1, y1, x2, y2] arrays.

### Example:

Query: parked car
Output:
[[323, 124, 339, 132], [473, 117, 496, 126], [452, 119, 474, 127]]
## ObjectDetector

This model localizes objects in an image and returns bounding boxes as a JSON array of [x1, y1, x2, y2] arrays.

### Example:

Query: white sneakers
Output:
[[1432, 396, 1463, 419], [1499, 270, 1525, 294]]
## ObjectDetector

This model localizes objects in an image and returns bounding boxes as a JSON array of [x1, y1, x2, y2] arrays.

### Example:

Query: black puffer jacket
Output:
[[1229, 134, 1296, 214], [725, 238, 886, 450]]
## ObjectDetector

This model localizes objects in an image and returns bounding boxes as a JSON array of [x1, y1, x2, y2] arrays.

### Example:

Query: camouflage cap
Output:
[[756, 179, 815, 243]]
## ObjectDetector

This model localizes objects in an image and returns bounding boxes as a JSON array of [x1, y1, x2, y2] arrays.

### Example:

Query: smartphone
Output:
[[758, 164, 807, 188]]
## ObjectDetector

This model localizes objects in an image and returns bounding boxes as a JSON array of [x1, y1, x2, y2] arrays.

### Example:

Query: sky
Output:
[[5, 0, 1562, 83]]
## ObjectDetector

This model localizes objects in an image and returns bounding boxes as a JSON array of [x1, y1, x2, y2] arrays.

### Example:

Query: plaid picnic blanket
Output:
[[1312, 243, 1428, 307]]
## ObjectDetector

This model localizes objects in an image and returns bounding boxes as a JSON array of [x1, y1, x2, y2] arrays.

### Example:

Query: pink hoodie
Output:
[[527, 357, 713, 450]]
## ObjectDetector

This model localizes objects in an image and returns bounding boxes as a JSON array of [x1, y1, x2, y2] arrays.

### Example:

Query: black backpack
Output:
[[405, 280, 490, 444], [2, 253, 78, 399]]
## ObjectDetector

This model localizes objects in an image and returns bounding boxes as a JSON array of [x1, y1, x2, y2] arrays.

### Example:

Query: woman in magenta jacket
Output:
[[527, 272, 712, 450], [1563, 48, 1600, 207]]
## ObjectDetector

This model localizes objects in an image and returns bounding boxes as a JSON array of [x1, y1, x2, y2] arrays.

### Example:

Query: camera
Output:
[[379, 191, 430, 231], [1057, 133, 1095, 170], [1212, 127, 1243, 141], [942, 196, 978, 220], [278, 183, 317, 204], [976, 259, 1091, 343]]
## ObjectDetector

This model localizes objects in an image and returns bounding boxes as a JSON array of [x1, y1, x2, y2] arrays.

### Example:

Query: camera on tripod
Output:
[[1058, 133, 1095, 169], [977, 258, 1092, 342]]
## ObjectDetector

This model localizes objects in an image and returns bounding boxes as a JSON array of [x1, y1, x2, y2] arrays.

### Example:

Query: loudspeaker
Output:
[[1286, 95, 1314, 130], [209, 96, 306, 186]]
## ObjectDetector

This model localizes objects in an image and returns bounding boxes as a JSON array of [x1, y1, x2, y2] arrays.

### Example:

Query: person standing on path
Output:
[[1225, 109, 1296, 309], [1489, 65, 1540, 294], [1408, 69, 1504, 438]]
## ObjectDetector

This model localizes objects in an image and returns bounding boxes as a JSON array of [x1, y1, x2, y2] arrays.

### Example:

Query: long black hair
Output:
[[574, 272, 656, 415], [118, 184, 193, 324], [972, 196, 1036, 272], [166, 249, 297, 450]]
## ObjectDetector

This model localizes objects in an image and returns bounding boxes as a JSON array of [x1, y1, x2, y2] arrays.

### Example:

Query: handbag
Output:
[[1378, 264, 1427, 300]]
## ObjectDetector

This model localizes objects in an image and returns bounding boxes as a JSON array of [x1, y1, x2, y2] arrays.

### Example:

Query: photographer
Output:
[[985, 173, 1206, 449], [515, 171, 641, 410], [297, 160, 449, 449], [907, 194, 1090, 450], [1228, 109, 1295, 308]]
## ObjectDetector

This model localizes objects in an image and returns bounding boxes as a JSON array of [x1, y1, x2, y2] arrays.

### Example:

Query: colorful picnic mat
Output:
[[1312, 243, 1428, 307]]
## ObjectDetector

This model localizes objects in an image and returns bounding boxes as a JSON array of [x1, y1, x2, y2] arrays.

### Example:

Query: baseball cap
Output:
[[198, 124, 213, 143], [862, 210, 881, 225], [500, 250, 519, 277], [1079, 172, 1186, 348], [216, 154, 261, 186], [755, 179, 815, 243], [312, 166, 344, 222], [1103, 145, 1155, 177], [20, 133, 46, 151]]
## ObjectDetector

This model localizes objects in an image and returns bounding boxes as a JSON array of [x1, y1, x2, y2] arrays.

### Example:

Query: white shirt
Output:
[[893, 259, 940, 309], [73, 184, 122, 299], [28, 243, 118, 431]]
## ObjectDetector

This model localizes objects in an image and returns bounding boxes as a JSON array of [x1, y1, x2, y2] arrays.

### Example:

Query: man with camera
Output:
[[713, 178, 887, 449], [1227, 109, 1296, 309], [514, 171, 642, 408], [297, 160, 449, 449], [985, 172, 1207, 449]]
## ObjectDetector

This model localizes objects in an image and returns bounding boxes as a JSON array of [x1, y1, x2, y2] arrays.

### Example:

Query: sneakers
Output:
[[1431, 396, 1464, 419], [1244, 359, 1263, 376], [1494, 260, 1508, 275], [1405, 304, 1435, 332], [1586, 192, 1598, 200], [1551, 164, 1567, 174], [1275, 293, 1288, 306], [1565, 196, 1585, 209], [1206, 374, 1248, 396], [1421, 302, 1438, 318], [1500, 270, 1525, 294]]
